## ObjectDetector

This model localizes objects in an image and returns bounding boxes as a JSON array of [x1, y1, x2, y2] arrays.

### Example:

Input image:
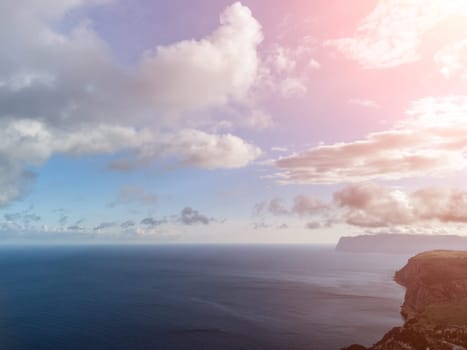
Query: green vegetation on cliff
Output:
[[343, 250, 467, 350]]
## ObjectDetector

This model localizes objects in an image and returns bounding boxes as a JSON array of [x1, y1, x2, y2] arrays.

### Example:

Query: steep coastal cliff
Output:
[[344, 250, 467, 350]]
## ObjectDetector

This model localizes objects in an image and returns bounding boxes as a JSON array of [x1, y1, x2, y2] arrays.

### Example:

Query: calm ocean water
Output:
[[0, 245, 409, 350]]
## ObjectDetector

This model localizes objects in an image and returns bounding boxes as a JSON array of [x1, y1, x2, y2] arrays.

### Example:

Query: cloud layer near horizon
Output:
[[256, 183, 467, 230]]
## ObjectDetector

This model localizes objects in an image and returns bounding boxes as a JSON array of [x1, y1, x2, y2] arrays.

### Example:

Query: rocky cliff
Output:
[[343, 250, 467, 350]]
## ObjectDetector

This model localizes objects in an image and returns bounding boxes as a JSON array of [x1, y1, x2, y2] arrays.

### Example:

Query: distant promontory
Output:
[[336, 234, 467, 254]]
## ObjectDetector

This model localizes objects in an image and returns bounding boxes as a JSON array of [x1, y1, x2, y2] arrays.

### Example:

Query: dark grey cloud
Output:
[[179, 207, 211, 225], [140, 217, 168, 227], [93, 222, 118, 231], [121, 220, 136, 229], [67, 225, 85, 231], [4, 206, 41, 225], [306, 222, 322, 230]]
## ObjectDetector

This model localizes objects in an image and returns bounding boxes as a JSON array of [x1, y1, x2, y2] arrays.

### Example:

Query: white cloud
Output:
[[0, 1, 265, 125], [434, 39, 467, 78], [259, 40, 319, 98], [4, 118, 261, 163], [327, 0, 467, 69], [151, 129, 262, 169], [269, 46, 297, 73], [334, 183, 467, 227], [308, 58, 321, 70], [256, 184, 467, 230], [274, 96, 467, 184], [0, 1, 265, 206], [140, 2, 263, 116], [243, 109, 275, 129]]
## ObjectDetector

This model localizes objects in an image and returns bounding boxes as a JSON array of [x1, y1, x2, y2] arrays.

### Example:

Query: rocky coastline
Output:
[[343, 250, 467, 350]]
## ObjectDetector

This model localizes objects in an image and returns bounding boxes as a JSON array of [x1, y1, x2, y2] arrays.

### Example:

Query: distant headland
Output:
[[343, 250, 467, 350], [336, 234, 467, 254]]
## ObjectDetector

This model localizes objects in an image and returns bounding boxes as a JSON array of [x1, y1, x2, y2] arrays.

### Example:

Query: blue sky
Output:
[[2, 0, 467, 243]]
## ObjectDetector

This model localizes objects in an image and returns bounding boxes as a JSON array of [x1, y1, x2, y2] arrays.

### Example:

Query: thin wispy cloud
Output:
[[274, 96, 467, 184]]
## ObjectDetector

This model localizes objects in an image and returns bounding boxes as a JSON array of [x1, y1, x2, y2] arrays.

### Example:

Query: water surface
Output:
[[0, 245, 408, 349]]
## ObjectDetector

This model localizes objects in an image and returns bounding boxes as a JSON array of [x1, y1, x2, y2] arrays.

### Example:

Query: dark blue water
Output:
[[0, 245, 409, 349]]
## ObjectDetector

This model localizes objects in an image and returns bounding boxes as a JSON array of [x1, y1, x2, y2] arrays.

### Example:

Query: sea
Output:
[[0, 245, 410, 350]]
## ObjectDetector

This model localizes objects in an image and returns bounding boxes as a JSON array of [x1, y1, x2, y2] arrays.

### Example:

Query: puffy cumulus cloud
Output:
[[149, 129, 261, 170], [178, 207, 212, 225], [334, 183, 414, 227], [0, 1, 264, 206], [274, 96, 467, 184], [327, 0, 467, 69], [140, 2, 263, 114], [255, 184, 467, 230], [411, 188, 467, 223], [334, 183, 467, 228], [0, 1, 263, 126], [434, 39, 467, 79], [107, 128, 261, 171]]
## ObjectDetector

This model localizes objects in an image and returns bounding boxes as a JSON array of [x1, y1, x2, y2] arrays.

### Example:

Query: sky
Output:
[[2, 0, 467, 244]]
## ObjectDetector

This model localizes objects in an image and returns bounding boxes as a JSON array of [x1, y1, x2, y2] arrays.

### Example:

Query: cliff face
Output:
[[343, 250, 467, 350], [395, 251, 467, 318]]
